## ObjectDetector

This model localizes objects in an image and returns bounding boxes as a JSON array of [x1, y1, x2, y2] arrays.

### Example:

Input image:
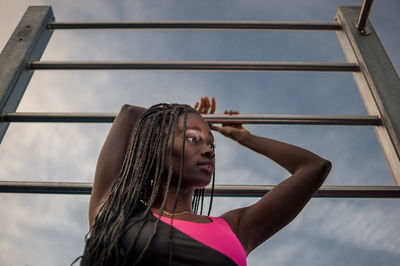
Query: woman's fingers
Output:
[[209, 124, 221, 132], [201, 97, 206, 113], [204, 97, 210, 113], [210, 97, 216, 114], [224, 110, 240, 115], [195, 97, 216, 114]]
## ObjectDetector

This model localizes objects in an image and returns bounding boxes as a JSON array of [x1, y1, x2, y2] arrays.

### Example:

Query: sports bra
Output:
[[120, 209, 247, 265]]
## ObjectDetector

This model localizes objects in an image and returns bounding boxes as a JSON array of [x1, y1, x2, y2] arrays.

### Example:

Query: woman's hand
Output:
[[194, 97, 249, 141], [194, 97, 216, 114], [211, 110, 249, 141]]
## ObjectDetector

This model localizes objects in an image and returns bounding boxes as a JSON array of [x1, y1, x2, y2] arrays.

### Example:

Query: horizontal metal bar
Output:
[[0, 181, 399, 198], [47, 21, 342, 31], [203, 114, 381, 126], [0, 181, 92, 195], [1, 112, 116, 123], [212, 185, 400, 198], [27, 61, 360, 72], [0, 113, 381, 126]]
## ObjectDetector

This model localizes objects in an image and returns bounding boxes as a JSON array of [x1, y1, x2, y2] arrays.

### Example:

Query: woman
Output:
[[80, 97, 331, 265]]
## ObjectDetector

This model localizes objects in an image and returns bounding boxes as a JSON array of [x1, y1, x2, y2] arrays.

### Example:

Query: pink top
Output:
[[154, 213, 247, 266]]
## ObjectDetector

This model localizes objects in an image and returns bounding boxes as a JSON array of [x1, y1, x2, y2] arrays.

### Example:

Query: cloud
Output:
[[244, 198, 400, 265], [303, 199, 400, 255], [1, 0, 399, 265], [0, 194, 89, 265]]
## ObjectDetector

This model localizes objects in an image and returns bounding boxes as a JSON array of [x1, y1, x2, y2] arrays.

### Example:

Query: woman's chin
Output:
[[193, 177, 212, 189]]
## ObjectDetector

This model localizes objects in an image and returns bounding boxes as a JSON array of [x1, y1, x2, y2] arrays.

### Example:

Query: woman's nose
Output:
[[202, 146, 215, 159]]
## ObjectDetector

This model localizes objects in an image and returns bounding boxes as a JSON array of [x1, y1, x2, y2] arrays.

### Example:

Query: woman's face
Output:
[[170, 112, 215, 189]]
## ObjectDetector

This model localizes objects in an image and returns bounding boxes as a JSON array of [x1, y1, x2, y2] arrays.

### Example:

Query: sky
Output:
[[0, 0, 399, 265]]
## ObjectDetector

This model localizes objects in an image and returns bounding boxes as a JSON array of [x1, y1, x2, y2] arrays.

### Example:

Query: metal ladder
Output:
[[1, 1, 399, 198]]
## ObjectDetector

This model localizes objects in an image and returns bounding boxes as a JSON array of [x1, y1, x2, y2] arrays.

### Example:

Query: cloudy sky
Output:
[[0, 0, 399, 265]]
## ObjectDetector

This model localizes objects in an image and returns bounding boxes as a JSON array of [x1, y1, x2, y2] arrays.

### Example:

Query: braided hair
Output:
[[80, 103, 215, 266]]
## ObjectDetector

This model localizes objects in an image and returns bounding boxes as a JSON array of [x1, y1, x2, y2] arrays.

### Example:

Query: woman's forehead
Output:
[[177, 113, 211, 133]]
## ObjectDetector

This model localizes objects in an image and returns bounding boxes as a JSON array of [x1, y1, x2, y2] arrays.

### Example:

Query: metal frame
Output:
[[355, 0, 374, 35], [0, 113, 381, 126], [0, 6, 54, 143], [335, 6, 400, 184], [1, 181, 399, 198], [47, 21, 341, 31], [0, 3, 399, 195], [27, 61, 359, 72]]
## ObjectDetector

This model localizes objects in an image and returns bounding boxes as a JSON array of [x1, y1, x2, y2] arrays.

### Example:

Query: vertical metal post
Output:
[[0, 6, 54, 143], [335, 6, 400, 184], [356, 0, 374, 35]]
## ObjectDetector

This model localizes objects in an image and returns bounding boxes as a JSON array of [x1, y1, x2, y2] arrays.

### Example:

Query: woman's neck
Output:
[[152, 183, 195, 213]]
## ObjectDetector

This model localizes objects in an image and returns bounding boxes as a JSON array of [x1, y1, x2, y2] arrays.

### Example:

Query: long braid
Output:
[[207, 171, 216, 216], [134, 107, 181, 264], [200, 188, 205, 215], [80, 103, 216, 266]]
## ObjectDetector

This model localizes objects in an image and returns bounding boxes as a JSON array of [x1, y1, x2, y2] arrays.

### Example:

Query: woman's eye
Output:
[[186, 136, 199, 143], [209, 143, 216, 150]]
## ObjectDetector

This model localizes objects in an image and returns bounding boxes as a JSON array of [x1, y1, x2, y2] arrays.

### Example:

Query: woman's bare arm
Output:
[[219, 129, 331, 254], [196, 97, 331, 255], [89, 104, 146, 227]]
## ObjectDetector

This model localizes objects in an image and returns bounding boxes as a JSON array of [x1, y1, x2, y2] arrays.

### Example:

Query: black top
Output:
[[120, 210, 237, 266]]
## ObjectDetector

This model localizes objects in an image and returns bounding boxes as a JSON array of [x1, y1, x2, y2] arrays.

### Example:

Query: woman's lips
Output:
[[197, 161, 214, 174]]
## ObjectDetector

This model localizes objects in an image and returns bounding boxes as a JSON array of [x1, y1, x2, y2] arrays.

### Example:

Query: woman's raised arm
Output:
[[219, 127, 331, 255], [89, 104, 146, 227], [196, 97, 331, 255]]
